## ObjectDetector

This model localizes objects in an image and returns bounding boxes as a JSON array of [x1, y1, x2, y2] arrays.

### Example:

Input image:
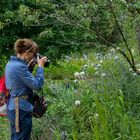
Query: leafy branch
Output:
[[108, 1, 139, 74]]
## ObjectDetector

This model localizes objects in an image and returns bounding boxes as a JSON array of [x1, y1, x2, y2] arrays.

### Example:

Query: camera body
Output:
[[34, 53, 50, 67], [28, 53, 50, 72]]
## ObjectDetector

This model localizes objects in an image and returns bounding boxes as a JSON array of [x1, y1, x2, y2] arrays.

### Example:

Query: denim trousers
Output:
[[7, 109, 32, 140]]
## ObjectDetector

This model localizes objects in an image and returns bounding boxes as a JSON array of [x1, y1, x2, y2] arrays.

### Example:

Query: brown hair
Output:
[[14, 38, 39, 54]]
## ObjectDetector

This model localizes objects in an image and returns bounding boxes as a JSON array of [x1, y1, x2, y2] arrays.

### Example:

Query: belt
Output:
[[14, 95, 28, 132]]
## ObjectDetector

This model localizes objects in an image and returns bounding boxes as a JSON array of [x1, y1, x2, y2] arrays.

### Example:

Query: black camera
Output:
[[34, 53, 50, 67], [28, 53, 50, 72]]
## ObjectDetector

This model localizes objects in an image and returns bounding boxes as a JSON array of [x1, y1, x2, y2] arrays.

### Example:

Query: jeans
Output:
[[7, 109, 32, 140]]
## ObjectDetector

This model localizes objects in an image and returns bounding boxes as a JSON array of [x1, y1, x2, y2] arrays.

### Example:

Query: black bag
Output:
[[29, 92, 48, 118]]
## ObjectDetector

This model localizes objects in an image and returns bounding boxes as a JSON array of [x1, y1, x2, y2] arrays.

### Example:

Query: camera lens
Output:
[[44, 60, 50, 67]]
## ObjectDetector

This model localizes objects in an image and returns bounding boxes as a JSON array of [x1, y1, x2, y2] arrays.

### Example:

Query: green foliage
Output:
[[30, 48, 140, 140], [0, 0, 123, 60], [1, 46, 140, 140], [1, 1, 140, 140], [0, 56, 8, 77]]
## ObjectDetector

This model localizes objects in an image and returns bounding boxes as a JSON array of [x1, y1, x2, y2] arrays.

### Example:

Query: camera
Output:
[[33, 53, 50, 67], [28, 53, 50, 72]]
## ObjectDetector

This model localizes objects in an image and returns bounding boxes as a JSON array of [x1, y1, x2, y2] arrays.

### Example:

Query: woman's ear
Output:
[[24, 50, 29, 59]]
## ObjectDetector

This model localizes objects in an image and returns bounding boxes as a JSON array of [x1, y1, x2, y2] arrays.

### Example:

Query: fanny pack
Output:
[[28, 92, 48, 118]]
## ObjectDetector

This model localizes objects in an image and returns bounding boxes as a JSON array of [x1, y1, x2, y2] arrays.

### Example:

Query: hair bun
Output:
[[16, 39, 25, 47], [14, 38, 39, 54]]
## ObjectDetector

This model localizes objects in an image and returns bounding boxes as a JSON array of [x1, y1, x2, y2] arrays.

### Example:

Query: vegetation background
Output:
[[0, 0, 140, 140]]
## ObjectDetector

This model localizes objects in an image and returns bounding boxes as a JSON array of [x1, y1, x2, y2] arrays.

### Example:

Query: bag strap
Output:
[[14, 97, 20, 132]]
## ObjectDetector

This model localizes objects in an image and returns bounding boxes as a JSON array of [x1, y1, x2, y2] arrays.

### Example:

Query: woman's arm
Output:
[[17, 65, 44, 90]]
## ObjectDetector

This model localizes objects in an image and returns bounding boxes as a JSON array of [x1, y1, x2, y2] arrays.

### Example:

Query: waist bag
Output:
[[28, 91, 48, 118], [30, 93, 47, 118]]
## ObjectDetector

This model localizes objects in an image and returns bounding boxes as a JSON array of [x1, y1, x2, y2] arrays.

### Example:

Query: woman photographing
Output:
[[5, 38, 47, 140]]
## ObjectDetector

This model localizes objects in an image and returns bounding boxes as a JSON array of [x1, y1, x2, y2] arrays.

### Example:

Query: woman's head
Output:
[[14, 38, 39, 62]]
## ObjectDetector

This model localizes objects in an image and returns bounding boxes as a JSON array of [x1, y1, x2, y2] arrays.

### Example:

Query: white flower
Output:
[[97, 53, 100, 57], [101, 73, 106, 77], [75, 100, 81, 106], [74, 79, 78, 84], [79, 71, 86, 79], [95, 67, 98, 70], [99, 60, 103, 63], [95, 64, 101, 70], [84, 64, 88, 69], [133, 73, 137, 76], [129, 68, 133, 71], [96, 53, 101, 60], [110, 48, 115, 54], [74, 72, 80, 79], [97, 64, 101, 68], [116, 47, 119, 51], [94, 113, 99, 119], [131, 49, 134, 54]]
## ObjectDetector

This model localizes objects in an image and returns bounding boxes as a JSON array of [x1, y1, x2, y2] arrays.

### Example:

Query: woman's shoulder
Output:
[[6, 59, 28, 74]]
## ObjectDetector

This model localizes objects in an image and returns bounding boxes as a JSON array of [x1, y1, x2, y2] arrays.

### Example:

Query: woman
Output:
[[5, 38, 47, 140]]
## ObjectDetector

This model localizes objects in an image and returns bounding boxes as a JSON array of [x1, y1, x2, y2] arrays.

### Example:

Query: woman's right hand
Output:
[[38, 57, 47, 67]]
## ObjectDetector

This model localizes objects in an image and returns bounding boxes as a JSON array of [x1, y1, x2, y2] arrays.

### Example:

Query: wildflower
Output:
[[96, 53, 101, 60], [96, 64, 101, 68], [95, 64, 101, 70], [133, 73, 137, 76], [131, 49, 134, 54], [97, 53, 100, 57], [81, 64, 88, 71], [84, 64, 88, 69], [79, 71, 86, 79], [75, 100, 81, 106], [94, 113, 99, 119], [74, 79, 78, 84], [116, 47, 119, 51], [110, 48, 115, 54], [74, 72, 80, 79], [101, 73, 106, 77], [99, 60, 103, 63], [95, 67, 98, 70], [129, 68, 133, 71]]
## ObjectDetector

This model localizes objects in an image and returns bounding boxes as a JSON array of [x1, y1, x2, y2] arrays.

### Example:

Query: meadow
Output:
[[1, 48, 140, 140]]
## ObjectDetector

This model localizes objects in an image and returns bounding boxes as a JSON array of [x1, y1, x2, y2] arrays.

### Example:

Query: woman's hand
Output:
[[28, 59, 36, 72], [38, 57, 47, 67]]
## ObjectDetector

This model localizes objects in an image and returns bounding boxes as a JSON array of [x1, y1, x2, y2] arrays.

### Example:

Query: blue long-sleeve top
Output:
[[5, 56, 44, 112]]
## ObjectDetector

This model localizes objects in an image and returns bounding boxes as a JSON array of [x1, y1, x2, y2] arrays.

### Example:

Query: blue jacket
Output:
[[5, 56, 44, 112]]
